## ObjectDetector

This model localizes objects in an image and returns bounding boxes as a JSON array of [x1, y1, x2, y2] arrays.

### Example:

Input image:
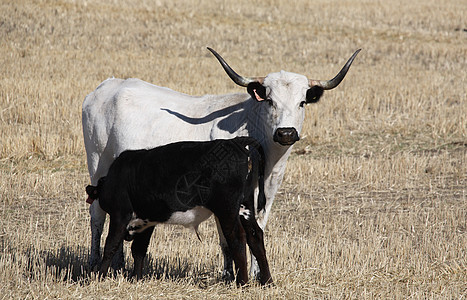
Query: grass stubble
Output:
[[0, 0, 465, 298]]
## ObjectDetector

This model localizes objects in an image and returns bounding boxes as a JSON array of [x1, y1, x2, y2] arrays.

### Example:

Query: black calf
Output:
[[86, 137, 272, 285]]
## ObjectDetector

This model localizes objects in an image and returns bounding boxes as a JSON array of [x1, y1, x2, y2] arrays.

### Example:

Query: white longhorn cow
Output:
[[82, 47, 360, 280]]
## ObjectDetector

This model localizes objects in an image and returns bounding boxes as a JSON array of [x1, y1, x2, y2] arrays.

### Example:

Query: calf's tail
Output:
[[253, 141, 266, 212], [237, 137, 266, 212]]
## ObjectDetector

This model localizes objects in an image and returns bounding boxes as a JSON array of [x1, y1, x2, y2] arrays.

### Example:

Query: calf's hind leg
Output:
[[131, 226, 155, 280], [99, 215, 128, 278]]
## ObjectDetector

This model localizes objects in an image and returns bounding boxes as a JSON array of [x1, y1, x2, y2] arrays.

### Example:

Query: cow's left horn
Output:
[[207, 47, 264, 87], [309, 49, 361, 90]]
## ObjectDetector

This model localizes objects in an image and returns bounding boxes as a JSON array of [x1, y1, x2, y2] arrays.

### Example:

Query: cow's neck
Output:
[[262, 141, 293, 170], [256, 140, 293, 228]]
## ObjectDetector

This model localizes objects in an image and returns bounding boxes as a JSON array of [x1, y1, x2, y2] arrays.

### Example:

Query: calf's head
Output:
[[208, 47, 360, 146], [85, 177, 106, 202]]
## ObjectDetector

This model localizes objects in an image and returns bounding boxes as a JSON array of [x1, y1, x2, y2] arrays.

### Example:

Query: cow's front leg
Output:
[[249, 253, 260, 280], [89, 200, 106, 271], [215, 216, 234, 282]]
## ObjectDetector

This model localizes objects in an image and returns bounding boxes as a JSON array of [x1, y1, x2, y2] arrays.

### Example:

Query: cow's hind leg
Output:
[[89, 201, 106, 271], [99, 215, 128, 278], [131, 226, 155, 280]]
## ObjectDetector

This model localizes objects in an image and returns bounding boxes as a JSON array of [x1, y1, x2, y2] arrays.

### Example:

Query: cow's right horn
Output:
[[208, 47, 264, 87], [309, 49, 361, 90]]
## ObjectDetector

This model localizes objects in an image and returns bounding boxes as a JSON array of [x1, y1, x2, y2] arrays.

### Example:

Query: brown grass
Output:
[[1, 0, 466, 298]]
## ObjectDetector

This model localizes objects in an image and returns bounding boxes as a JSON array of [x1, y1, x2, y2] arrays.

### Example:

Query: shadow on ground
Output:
[[13, 246, 219, 286]]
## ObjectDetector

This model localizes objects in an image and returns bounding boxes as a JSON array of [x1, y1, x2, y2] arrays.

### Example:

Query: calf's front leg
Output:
[[215, 216, 235, 282], [240, 215, 272, 285], [218, 217, 248, 286]]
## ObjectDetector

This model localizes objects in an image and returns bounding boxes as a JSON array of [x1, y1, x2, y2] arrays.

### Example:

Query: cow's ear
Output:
[[306, 86, 324, 103], [247, 82, 267, 102]]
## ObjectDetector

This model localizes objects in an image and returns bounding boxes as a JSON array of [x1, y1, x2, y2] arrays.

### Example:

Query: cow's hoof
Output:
[[250, 270, 261, 282]]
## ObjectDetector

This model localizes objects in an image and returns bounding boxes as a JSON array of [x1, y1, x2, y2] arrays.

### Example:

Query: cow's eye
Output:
[[299, 101, 306, 108]]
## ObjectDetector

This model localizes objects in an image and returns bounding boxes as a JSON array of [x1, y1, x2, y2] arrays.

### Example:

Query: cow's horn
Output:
[[207, 47, 264, 87], [309, 49, 361, 90]]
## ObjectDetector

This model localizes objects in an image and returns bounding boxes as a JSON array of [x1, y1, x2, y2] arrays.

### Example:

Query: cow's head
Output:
[[208, 48, 360, 146]]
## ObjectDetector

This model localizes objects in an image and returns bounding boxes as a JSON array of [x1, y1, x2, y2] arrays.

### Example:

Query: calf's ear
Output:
[[306, 86, 324, 103], [247, 82, 267, 102], [86, 185, 99, 200]]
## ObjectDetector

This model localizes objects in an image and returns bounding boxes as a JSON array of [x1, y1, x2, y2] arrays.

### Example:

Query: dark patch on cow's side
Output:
[[306, 86, 324, 104], [247, 82, 267, 102]]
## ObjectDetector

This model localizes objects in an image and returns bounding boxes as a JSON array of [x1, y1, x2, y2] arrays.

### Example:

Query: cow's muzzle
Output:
[[273, 128, 300, 146]]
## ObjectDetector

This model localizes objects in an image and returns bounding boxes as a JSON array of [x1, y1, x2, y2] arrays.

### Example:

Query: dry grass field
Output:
[[1, 0, 466, 298]]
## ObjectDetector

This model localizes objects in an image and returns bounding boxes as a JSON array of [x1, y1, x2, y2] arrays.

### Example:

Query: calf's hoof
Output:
[[110, 252, 125, 271], [260, 277, 274, 287]]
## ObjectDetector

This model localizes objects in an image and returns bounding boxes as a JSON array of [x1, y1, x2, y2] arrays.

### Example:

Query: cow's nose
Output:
[[273, 128, 299, 146]]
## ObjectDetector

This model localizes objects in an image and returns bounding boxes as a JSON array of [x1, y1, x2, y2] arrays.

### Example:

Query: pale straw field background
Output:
[[0, 0, 466, 298]]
